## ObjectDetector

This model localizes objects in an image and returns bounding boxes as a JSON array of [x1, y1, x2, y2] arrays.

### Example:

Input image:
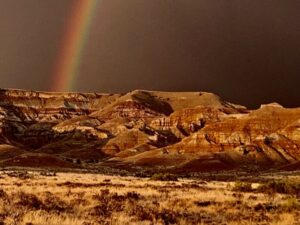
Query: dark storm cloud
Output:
[[0, 0, 300, 108], [0, 0, 71, 90]]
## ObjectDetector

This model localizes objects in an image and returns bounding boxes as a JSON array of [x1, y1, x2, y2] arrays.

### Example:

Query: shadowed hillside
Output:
[[0, 88, 299, 172]]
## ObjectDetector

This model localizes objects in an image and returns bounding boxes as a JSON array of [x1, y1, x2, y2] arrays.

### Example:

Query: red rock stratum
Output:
[[0, 88, 299, 172]]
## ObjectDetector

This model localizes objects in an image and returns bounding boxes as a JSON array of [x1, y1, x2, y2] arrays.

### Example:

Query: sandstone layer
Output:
[[0, 88, 299, 172]]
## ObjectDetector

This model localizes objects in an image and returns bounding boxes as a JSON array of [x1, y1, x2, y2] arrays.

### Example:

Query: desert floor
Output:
[[0, 170, 299, 225]]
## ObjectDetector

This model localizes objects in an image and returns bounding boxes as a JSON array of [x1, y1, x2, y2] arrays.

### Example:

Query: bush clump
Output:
[[150, 173, 178, 181], [40, 171, 56, 177], [15, 192, 43, 209], [280, 197, 300, 212], [233, 182, 253, 192], [257, 180, 300, 196]]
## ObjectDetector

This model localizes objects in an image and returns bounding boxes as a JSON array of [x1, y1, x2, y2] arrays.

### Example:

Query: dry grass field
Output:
[[0, 170, 299, 225]]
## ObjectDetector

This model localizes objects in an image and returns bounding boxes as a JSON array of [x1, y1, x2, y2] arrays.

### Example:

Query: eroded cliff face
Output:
[[0, 89, 120, 150], [0, 88, 299, 171]]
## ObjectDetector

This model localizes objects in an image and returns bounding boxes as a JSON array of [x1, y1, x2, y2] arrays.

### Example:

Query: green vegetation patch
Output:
[[150, 173, 178, 181], [257, 180, 300, 196]]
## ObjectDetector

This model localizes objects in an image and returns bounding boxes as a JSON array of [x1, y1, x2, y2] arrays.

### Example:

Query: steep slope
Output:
[[0, 88, 299, 172], [122, 104, 300, 171]]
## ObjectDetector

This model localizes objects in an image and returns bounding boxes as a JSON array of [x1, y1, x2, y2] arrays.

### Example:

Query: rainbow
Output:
[[51, 0, 100, 92]]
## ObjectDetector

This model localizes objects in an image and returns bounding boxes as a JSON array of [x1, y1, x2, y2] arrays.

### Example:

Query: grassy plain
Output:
[[0, 170, 299, 225]]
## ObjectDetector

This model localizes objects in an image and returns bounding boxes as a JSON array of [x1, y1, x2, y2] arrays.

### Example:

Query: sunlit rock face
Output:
[[0, 88, 299, 171]]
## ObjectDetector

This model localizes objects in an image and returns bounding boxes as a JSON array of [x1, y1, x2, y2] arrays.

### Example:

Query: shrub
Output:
[[233, 182, 253, 192], [15, 192, 43, 209], [6, 171, 33, 180], [150, 173, 178, 181], [254, 203, 276, 212], [126, 192, 141, 201], [280, 197, 300, 212], [0, 189, 7, 199], [257, 180, 300, 196], [43, 192, 70, 212], [40, 171, 56, 177], [194, 200, 216, 207]]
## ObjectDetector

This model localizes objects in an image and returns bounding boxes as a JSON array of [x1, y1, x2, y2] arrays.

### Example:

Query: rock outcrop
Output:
[[0, 88, 299, 171]]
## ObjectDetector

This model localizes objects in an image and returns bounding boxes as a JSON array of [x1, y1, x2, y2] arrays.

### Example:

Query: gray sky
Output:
[[0, 0, 300, 108]]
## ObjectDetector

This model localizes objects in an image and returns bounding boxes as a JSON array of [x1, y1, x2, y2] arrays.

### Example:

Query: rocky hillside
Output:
[[0, 88, 299, 172]]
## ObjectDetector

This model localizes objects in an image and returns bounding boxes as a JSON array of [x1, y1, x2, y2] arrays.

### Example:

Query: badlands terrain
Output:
[[0, 88, 300, 173], [0, 89, 300, 225]]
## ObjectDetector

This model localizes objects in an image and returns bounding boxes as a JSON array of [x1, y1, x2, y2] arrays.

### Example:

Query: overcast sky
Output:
[[0, 0, 300, 108]]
